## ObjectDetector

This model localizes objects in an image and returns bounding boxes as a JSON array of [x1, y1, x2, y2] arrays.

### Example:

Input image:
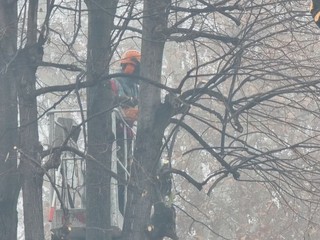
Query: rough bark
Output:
[[85, 1, 118, 240], [0, 0, 20, 239], [122, 0, 171, 240]]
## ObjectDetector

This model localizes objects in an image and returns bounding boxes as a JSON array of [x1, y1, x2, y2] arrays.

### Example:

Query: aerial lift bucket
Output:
[[47, 109, 135, 239]]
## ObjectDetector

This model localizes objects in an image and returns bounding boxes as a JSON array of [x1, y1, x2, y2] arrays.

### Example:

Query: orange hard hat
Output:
[[120, 50, 141, 65]]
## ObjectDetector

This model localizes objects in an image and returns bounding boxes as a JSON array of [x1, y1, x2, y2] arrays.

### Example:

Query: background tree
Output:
[[160, 1, 320, 239], [123, 0, 320, 239], [0, 0, 19, 239], [85, 0, 118, 239], [0, 0, 48, 239], [17, 0, 48, 238], [121, 0, 172, 239], [1, 0, 320, 239]]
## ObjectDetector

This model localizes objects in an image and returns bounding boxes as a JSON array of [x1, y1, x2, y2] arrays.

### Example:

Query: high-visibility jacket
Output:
[[310, 0, 320, 28]]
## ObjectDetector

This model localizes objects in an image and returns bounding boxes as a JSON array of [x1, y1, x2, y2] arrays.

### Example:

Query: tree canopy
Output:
[[1, 0, 320, 240]]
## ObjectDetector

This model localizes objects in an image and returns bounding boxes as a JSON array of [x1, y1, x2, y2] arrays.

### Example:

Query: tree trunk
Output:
[[18, 46, 44, 240], [85, 1, 118, 240], [122, 0, 170, 239], [17, 0, 45, 239], [0, 0, 20, 239], [18, 43, 43, 240]]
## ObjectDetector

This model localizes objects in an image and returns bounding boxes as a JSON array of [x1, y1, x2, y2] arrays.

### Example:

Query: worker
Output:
[[310, 0, 320, 28], [110, 50, 141, 214], [111, 49, 141, 122], [110, 49, 141, 141]]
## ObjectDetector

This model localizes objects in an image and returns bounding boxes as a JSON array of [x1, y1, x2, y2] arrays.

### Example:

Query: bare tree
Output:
[[85, 0, 118, 240], [0, 1, 19, 239], [16, 0, 47, 238], [122, 0, 173, 239], [1, 0, 320, 240], [158, 1, 320, 239], [123, 0, 320, 239]]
